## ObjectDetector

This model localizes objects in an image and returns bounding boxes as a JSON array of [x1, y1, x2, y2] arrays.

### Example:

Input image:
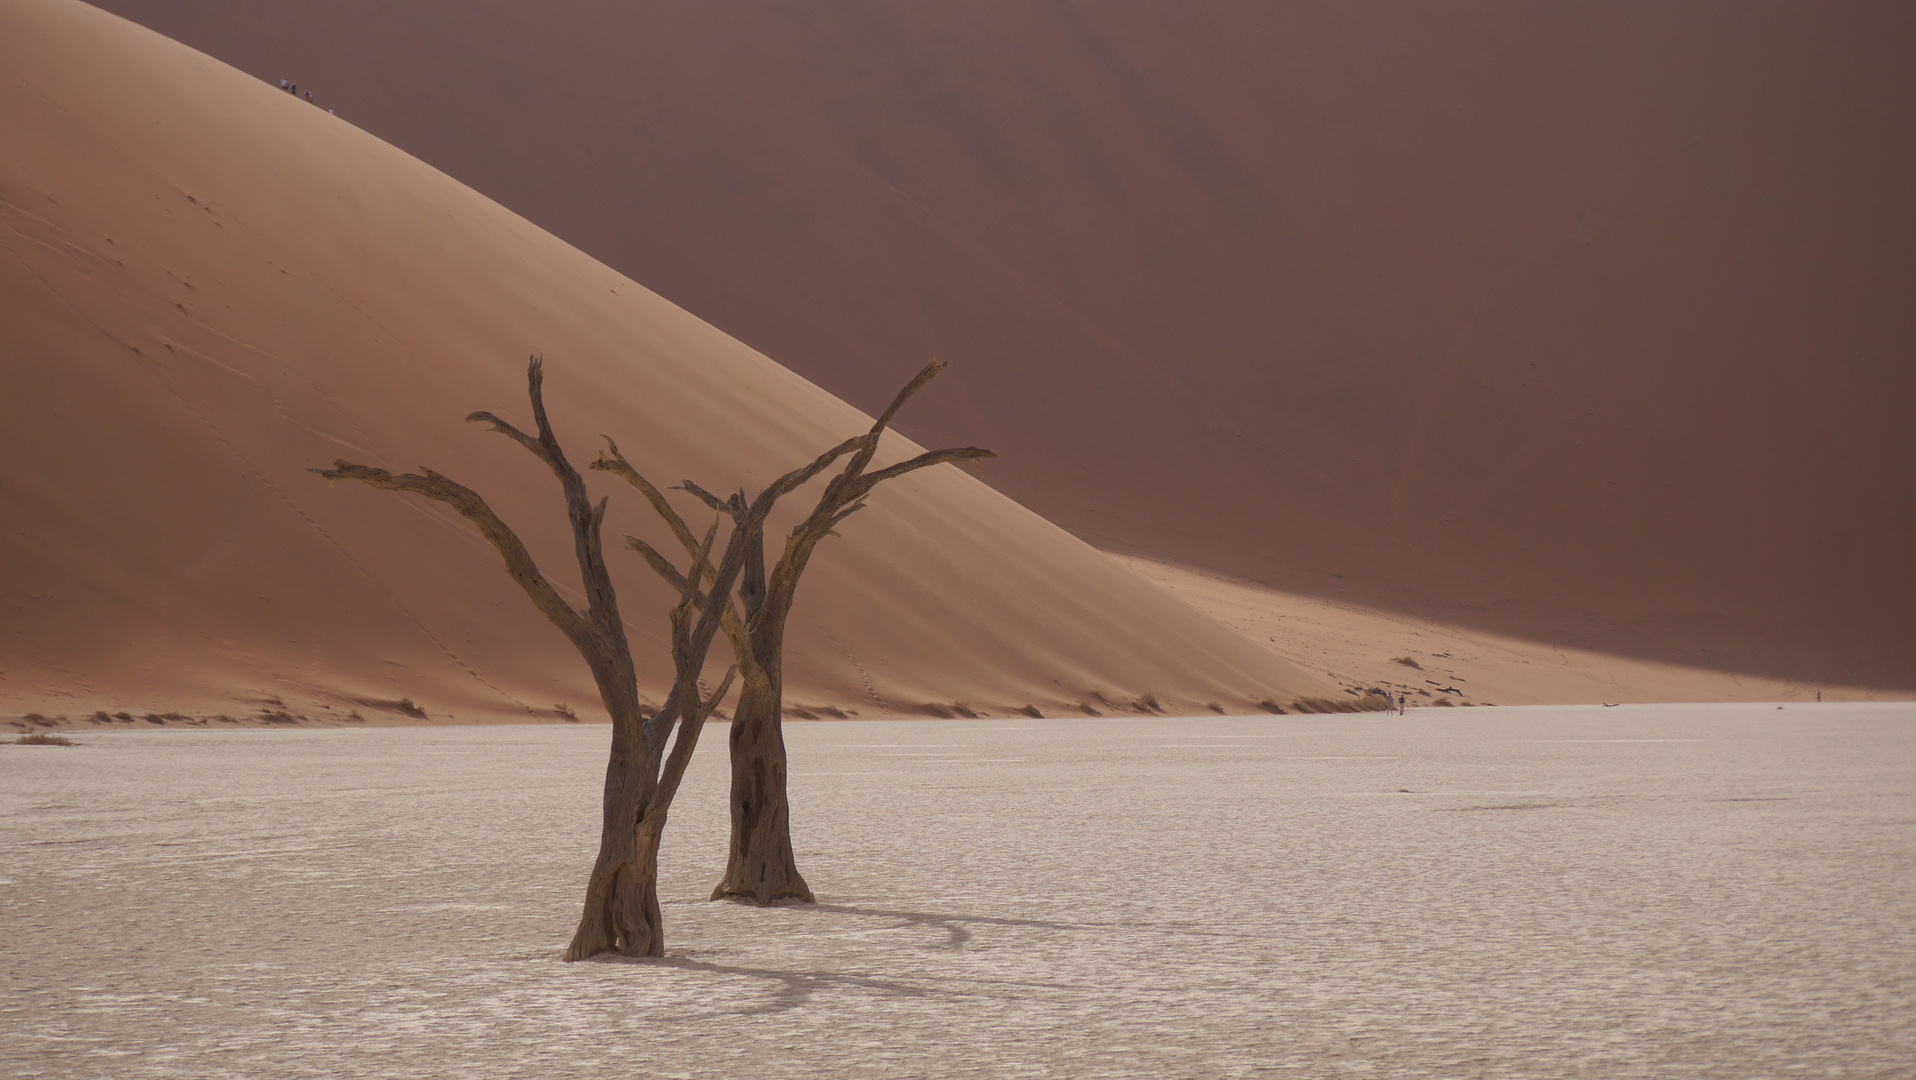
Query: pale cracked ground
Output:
[[3, 704, 1912, 1078]]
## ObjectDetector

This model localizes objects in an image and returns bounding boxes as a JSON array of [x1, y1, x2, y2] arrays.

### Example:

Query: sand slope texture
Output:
[[0, 0, 1345, 725], [85, 0, 1916, 693]]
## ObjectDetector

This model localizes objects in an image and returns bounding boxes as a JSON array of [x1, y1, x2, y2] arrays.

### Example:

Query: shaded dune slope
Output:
[[88, 0, 1916, 690], [0, 0, 1342, 722]]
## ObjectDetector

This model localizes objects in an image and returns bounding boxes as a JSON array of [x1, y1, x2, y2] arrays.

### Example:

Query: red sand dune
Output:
[[84, 0, 1916, 691], [1, 0, 1344, 723]]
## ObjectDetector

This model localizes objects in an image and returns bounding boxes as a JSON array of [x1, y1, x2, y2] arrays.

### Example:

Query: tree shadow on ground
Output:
[[580, 952, 950, 1017], [577, 900, 1285, 1017], [806, 902, 1093, 949]]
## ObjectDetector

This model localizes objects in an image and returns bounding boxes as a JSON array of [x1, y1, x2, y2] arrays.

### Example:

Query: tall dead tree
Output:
[[602, 360, 992, 905], [316, 357, 864, 959]]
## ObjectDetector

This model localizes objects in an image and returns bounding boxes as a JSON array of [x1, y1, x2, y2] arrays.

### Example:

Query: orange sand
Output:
[[1, 0, 1342, 725]]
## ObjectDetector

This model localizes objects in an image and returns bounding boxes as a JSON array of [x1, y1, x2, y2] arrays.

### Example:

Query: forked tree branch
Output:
[[463, 356, 627, 642], [645, 663, 738, 835], [869, 360, 947, 447], [626, 535, 762, 681], [756, 365, 994, 623], [312, 462, 600, 654], [756, 434, 874, 506], [675, 480, 734, 518], [845, 446, 996, 500], [591, 439, 703, 561]]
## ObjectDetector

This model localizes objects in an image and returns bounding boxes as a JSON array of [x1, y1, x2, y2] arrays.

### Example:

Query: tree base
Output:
[[563, 833, 665, 960], [710, 874, 816, 907]]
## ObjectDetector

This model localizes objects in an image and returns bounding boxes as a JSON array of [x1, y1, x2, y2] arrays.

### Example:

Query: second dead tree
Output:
[[602, 360, 992, 905]]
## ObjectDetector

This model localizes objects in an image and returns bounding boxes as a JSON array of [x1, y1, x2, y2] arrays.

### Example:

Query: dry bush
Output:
[[1256, 699, 1287, 715], [17, 732, 75, 746], [1017, 705, 1043, 719], [1393, 657, 1422, 669]]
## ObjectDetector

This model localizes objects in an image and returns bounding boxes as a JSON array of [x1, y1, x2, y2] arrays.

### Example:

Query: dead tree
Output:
[[601, 360, 992, 905], [316, 357, 864, 959]]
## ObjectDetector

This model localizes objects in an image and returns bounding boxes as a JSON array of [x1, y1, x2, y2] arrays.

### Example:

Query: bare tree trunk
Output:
[[711, 680, 813, 903], [692, 362, 991, 905], [564, 703, 662, 958]]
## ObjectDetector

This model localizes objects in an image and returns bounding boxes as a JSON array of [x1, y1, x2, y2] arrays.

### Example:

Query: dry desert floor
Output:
[[4, 705, 1912, 1077]]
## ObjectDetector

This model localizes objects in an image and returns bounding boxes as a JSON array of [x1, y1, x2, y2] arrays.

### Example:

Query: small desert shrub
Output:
[[1206, 702, 1226, 714], [1138, 693, 1163, 713], [950, 703, 979, 719], [1432, 697, 1454, 707], [554, 702, 578, 721], [1256, 699, 1287, 715], [819, 706, 848, 719], [17, 732, 74, 746], [113, 711, 133, 722], [1393, 656, 1422, 669], [397, 698, 426, 719], [1077, 701, 1102, 717], [921, 703, 955, 719], [786, 706, 819, 720], [91, 711, 112, 723], [1017, 705, 1043, 719]]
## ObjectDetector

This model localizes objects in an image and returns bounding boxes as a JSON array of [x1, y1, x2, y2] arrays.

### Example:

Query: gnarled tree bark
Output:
[[317, 356, 864, 959]]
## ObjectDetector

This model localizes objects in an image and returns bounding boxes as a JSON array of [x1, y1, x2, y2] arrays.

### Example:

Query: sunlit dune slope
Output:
[[88, 0, 1916, 692], [0, 0, 1342, 722]]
